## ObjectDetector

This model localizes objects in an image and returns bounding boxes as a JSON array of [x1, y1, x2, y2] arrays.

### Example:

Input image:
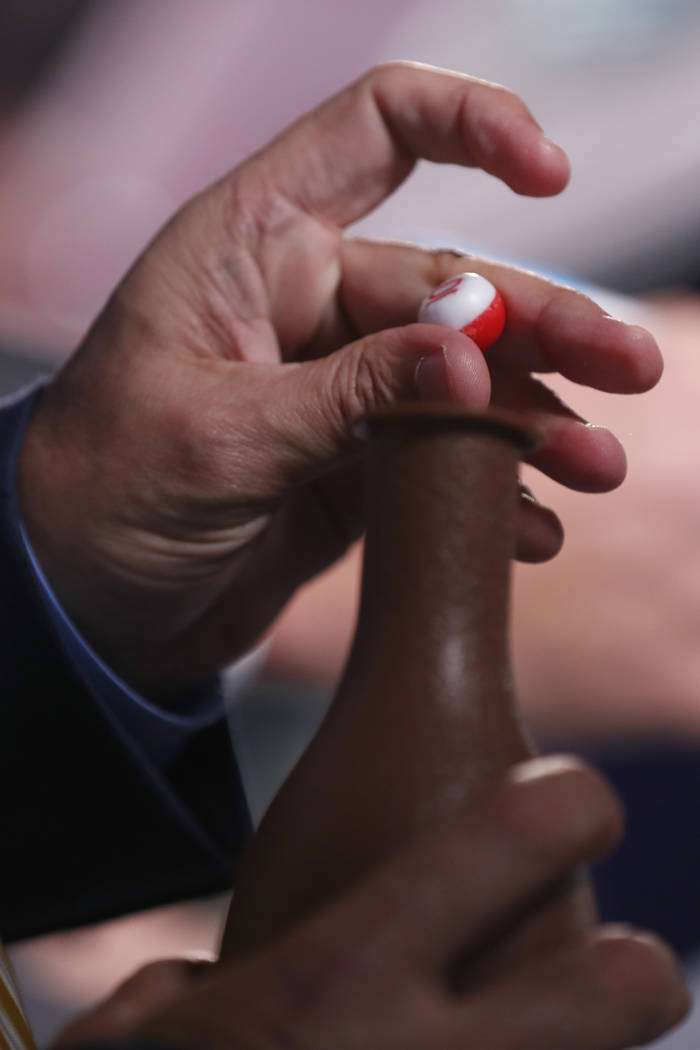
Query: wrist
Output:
[[16, 401, 188, 697]]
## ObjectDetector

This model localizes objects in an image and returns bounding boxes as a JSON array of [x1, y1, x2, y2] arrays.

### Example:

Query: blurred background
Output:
[[3, 0, 700, 1045]]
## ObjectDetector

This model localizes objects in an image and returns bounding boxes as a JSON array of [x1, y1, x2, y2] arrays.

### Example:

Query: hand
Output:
[[53, 759, 687, 1050], [17, 63, 662, 695]]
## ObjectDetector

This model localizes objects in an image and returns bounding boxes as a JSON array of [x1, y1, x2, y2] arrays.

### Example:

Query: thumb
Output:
[[232, 324, 490, 497]]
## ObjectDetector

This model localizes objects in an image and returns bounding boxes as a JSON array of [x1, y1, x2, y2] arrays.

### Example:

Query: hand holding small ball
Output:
[[418, 271, 506, 350]]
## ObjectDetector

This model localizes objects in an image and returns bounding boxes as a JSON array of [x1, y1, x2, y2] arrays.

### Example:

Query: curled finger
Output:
[[489, 368, 628, 492], [455, 926, 689, 1050]]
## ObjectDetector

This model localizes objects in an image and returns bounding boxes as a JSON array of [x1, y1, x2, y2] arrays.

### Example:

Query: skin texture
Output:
[[54, 759, 689, 1050], [16, 62, 662, 699]]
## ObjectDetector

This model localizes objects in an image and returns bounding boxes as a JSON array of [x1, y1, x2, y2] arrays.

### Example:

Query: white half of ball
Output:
[[418, 272, 497, 330]]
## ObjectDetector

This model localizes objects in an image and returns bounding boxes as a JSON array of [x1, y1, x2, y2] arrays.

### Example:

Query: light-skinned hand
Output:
[[17, 63, 662, 696]]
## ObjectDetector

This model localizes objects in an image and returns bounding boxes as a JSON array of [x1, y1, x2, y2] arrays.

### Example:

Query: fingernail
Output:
[[415, 344, 450, 401]]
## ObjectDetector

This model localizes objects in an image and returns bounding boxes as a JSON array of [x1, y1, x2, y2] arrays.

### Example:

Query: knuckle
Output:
[[352, 344, 398, 412], [496, 757, 624, 861], [362, 60, 413, 89], [592, 930, 690, 1041], [362, 60, 442, 111], [327, 339, 399, 430], [224, 172, 301, 246], [534, 284, 600, 345], [468, 77, 530, 117]]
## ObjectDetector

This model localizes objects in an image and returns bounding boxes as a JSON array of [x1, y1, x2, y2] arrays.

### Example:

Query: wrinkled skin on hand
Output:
[[18, 63, 662, 695], [53, 759, 688, 1050]]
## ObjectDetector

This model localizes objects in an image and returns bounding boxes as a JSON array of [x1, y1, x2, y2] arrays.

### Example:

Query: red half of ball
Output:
[[461, 290, 506, 351]]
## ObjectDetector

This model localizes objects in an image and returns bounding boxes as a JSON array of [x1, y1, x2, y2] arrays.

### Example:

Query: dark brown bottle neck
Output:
[[322, 409, 536, 807], [349, 413, 523, 697]]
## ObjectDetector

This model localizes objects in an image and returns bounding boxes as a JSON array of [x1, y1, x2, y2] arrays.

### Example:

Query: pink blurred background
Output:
[[2, 0, 700, 363]]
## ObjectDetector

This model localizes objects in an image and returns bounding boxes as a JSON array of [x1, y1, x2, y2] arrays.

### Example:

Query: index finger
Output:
[[234, 62, 570, 227], [340, 240, 663, 393]]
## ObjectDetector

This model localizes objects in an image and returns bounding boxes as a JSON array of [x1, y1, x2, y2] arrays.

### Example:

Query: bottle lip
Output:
[[354, 404, 541, 454]]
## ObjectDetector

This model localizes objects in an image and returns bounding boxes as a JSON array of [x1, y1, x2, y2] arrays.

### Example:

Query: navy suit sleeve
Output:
[[0, 384, 251, 943]]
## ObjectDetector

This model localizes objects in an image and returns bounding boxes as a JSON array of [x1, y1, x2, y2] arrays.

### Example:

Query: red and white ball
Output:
[[418, 272, 505, 351]]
